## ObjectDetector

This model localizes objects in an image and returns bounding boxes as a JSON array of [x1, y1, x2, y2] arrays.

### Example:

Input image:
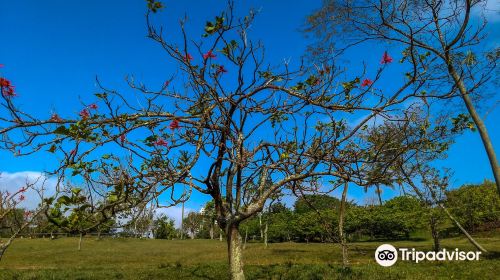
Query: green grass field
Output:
[[0, 235, 499, 279]]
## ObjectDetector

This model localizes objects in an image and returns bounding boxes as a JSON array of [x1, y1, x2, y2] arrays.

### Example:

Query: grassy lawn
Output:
[[0, 235, 499, 279]]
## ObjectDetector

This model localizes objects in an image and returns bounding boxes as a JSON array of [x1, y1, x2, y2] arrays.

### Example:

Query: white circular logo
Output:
[[375, 244, 398, 267]]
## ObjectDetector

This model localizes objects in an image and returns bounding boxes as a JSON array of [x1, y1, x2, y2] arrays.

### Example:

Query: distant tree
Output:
[[0, 177, 51, 261], [293, 210, 336, 243], [182, 212, 203, 239], [293, 194, 341, 214], [153, 215, 176, 239], [122, 204, 155, 238], [446, 180, 500, 233]]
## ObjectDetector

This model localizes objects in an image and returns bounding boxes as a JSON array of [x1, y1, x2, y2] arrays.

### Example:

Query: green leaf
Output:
[[48, 144, 57, 153], [53, 126, 70, 135], [95, 93, 108, 99], [71, 188, 82, 195], [57, 195, 71, 205]]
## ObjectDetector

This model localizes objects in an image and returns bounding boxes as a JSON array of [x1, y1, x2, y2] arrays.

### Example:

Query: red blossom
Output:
[[50, 113, 62, 122], [0, 77, 16, 97], [361, 79, 373, 87], [19, 194, 25, 201], [216, 65, 228, 75], [154, 138, 168, 147], [169, 119, 180, 130], [79, 109, 90, 119], [381, 51, 393, 64], [184, 53, 194, 62], [0, 77, 11, 87], [18, 187, 27, 193], [70, 149, 77, 156], [0, 64, 4, 68], [120, 134, 126, 144], [24, 210, 31, 218], [203, 50, 216, 60], [2, 87, 16, 97], [88, 103, 98, 110], [164, 80, 170, 87]]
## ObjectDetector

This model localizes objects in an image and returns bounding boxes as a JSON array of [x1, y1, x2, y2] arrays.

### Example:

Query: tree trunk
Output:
[[438, 203, 487, 253], [243, 228, 248, 250], [210, 222, 214, 240], [180, 201, 185, 240], [227, 224, 245, 280], [78, 233, 83, 251], [339, 181, 349, 268], [429, 216, 440, 251], [219, 229, 223, 241], [448, 66, 500, 195], [376, 184, 383, 205], [97, 230, 102, 241], [264, 222, 268, 248], [259, 214, 263, 240]]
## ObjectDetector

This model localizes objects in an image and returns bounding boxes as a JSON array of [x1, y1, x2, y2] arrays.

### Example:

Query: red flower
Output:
[[381, 51, 393, 64], [169, 119, 180, 130], [164, 80, 170, 87], [70, 149, 77, 156], [203, 50, 216, 60], [0, 77, 16, 97], [88, 103, 98, 110], [2, 86, 16, 97], [154, 138, 168, 147], [361, 79, 373, 87], [120, 134, 126, 144], [0, 77, 11, 87], [50, 113, 62, 122], [18, 187, 27, 193], [19, 194, 25, 201], [184, 53, 194, 62], [0, 64, 4, 68], [216, 65, 228, 75], [79, 109, 90, 119], [24, 210, 31, 218]]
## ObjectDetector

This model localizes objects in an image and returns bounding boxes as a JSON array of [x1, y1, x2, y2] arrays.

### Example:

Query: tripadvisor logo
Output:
[[374, 244, 482, 267]]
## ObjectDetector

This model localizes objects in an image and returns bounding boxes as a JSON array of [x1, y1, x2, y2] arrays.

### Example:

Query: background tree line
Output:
[[2, 180, 498, 241]]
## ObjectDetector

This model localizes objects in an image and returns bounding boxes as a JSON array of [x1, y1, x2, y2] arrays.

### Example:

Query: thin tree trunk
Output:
[[210, 222, 214, 240], [227, 224, 245, 280], [180, 201, 185, 240], [259, 214, 263, 240], [264, 222, 268, 248], [219, 229, 223, 241], [339, 181, 349, 268], [97, 230, 101, 241], [243, 228, 248, 250], [376, 184, 383, 205], [448, 66, 500, 194], [438, 203, 487, 253], [78, 233, 83, 251], [429, 216, 440, 251]]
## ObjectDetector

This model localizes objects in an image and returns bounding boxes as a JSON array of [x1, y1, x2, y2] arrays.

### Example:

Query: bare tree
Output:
[[306, 0, 499, 193], [0, 176, 51, 261]]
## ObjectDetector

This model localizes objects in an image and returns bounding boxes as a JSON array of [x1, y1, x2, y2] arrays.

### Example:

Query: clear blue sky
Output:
[[1, 0, 499, 211]]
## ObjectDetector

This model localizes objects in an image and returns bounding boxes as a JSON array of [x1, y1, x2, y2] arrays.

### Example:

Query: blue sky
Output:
[[0, 0, 499, 215]]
